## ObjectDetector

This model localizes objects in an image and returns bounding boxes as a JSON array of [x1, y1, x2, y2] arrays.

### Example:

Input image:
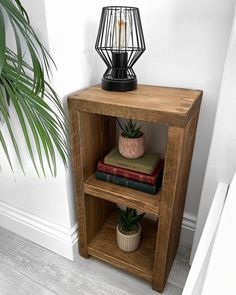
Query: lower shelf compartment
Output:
[[87, 210, 158, 281]]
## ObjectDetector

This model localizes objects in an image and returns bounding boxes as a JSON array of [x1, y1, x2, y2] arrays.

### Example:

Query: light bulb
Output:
[[114, 10, 131, 50]]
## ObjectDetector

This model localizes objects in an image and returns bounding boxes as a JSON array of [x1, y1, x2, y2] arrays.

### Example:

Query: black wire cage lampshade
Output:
[[95, 6, 146, 92]]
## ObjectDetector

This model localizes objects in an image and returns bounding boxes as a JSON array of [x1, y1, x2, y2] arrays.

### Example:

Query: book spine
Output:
[[97, 161, 156, 185], [104, 158, 152, 174], [95, 171, 161, 195]]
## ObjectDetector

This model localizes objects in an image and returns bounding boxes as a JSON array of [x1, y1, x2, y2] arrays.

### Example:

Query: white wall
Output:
[[0, 0, 235, 258], [44, 0, 235, 245], [191, 6, 236, 261]]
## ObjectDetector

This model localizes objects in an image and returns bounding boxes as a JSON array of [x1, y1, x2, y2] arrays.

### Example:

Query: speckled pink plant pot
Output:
[[118, 133, 145, 159]]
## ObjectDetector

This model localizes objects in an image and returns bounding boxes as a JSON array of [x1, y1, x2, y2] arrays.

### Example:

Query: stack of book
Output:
[[95, 148, 164, 195]]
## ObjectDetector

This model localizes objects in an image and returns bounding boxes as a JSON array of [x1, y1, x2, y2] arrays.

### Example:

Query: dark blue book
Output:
[[95, 170, 162, 195]]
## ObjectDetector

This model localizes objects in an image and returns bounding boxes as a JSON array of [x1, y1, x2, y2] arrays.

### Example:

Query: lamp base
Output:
[[102, 78, 137, 92]]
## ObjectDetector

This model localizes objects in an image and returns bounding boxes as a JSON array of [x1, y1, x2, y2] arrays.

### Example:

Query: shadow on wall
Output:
[[61, 20, 102, 222]]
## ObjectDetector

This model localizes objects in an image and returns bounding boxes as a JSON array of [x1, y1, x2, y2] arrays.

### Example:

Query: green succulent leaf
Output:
[[118, 207, 145, 233], [117, 118, 143, 138]]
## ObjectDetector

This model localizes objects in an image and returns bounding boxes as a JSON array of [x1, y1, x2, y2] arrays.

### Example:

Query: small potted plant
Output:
[[117, 207, 145, 252], [117, 119, 145, 159]]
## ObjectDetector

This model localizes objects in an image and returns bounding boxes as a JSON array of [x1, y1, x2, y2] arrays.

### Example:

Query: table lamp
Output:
[[95, 6, 145, 91]]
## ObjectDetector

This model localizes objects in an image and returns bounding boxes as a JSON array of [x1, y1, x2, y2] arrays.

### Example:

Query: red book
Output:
[[97, 159, 164, 185]]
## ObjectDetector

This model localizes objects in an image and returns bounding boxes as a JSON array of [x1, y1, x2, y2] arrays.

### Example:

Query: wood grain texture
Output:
[[0, 262, 55, 295], [85, 194, 115, 244], [152, 109, 200, 292], [68, 84, 202, 293], [68, 110, 116, 257], [69, 109, 88, 257], [0, 226, 187, 295], [68, 85, 202, 127], [84, 174, 161, 215], [88, 210, 158, 281]]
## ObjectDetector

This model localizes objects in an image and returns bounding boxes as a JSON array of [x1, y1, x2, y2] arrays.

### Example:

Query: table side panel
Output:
[[69, 110, 116, 256], [152, 107, 200, 292], [68, 110, 88, 257]]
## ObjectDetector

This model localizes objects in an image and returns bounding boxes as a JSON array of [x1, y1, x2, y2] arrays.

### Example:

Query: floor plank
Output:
[[168, 244, 191, 289], [0, 226, 187, 294], [0, 262, 55, 295]]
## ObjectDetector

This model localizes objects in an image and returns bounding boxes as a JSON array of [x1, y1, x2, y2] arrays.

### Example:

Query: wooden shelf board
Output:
[[87, 211, 157, 281], [84, 174, 161, 216], [68, 85, 202, 127]]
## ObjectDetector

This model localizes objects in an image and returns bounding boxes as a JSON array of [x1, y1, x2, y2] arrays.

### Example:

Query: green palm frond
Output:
[[0, 0, 68, 176]]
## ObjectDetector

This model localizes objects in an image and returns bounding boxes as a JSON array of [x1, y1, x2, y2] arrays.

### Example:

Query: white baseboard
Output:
[[0, 200, 79, 261], [0, 199, 196, 260], [180, 212, 197, 247]]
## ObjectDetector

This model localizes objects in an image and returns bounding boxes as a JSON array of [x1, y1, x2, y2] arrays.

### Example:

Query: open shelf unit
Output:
[[68, 84, 202, 292]]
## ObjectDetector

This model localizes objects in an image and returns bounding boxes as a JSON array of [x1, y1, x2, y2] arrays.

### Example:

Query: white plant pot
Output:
[[116, 224, 141, 252]]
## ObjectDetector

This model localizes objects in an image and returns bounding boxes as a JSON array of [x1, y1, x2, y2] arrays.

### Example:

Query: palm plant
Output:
[[0, 0, 68, 176]]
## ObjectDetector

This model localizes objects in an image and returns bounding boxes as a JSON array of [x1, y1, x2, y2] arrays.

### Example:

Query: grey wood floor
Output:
[[0, 226, 190, 295]]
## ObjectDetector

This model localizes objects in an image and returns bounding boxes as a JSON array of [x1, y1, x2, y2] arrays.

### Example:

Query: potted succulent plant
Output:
[[117, 207, 145, 252], [117, 119, 145, 159]]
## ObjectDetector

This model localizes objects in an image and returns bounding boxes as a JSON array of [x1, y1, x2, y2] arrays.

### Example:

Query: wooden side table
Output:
[[68, 84, 202, 292]]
